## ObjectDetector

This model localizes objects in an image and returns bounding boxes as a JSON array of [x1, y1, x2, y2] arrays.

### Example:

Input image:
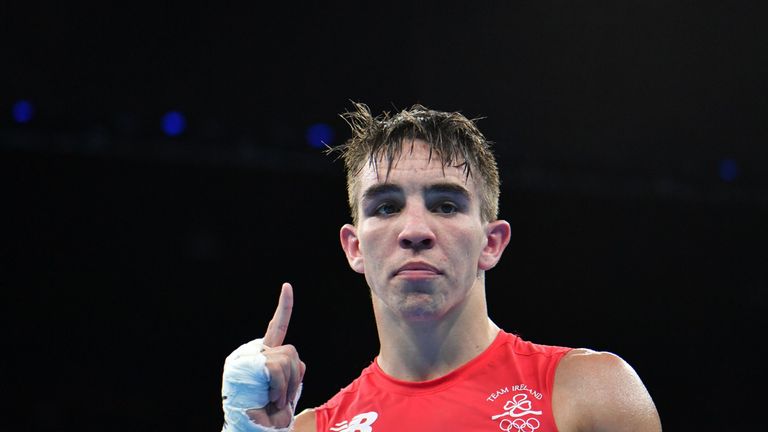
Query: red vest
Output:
[[315, 331, 570, 432]]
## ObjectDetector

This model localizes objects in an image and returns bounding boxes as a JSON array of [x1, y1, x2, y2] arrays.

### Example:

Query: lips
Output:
[[395, 262, 441, 276]]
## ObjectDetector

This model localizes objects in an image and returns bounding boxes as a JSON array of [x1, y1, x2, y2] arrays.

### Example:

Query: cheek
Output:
[[465, 228, 484, 248], [359, 222, 388, 249], [456, 227, 486, 263], [358, 227, 389, 267]]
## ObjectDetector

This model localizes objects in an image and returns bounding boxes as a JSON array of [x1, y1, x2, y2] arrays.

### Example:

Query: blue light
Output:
[[718, 159, 739, 182], [12, 100, 34, 123], [161, 111, 186, 136], [306, 123, 334, 149]]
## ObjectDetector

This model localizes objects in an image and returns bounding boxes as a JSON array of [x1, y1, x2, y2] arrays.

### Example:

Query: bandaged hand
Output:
[[222, 283, 306, 432]]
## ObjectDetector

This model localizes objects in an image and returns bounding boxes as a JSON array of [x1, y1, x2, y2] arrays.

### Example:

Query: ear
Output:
[[340, 224, 365, 274], [478, 220, 511, 271]]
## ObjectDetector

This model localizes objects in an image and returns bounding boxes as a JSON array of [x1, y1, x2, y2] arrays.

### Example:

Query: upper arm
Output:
[[552, 349, 662, 432], [293, 408, 317, 432]]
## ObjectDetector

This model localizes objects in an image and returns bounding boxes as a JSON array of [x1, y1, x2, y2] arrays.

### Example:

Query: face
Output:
[[340, 140, 510, 323]]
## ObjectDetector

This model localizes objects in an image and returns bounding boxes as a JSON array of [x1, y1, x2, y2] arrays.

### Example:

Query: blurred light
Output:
[[12, 100, 34, 123], [718, 158, 739, 182], [306, 122, 334, 149], [162, 111, 186, 136]]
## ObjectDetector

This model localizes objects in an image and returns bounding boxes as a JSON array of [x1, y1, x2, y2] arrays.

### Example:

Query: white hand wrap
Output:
[[221, 338, 301, 432]]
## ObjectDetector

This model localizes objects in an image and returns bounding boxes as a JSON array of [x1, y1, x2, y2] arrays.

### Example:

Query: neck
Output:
[[373, 279, 499, 381]]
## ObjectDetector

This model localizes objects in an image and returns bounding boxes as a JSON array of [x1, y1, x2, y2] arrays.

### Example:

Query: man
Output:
[[221, 103, 662, 431]]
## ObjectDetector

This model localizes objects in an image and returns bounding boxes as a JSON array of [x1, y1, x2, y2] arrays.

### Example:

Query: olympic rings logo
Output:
[[499, 417, 540, 432]]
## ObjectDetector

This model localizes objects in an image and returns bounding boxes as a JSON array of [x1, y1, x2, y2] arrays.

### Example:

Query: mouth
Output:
[[394, 262, 442, 279]]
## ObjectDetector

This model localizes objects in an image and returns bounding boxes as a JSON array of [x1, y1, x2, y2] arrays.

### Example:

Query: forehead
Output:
[[356, 139, 477, 193]]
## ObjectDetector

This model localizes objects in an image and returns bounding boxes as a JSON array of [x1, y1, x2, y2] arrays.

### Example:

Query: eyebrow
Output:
[[426, 182, 471, 200], [361, 184, 402, 203], [361, 182, 471, 203]]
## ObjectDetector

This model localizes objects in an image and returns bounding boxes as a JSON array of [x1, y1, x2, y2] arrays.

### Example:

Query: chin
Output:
[[396, 295, 446, 321]]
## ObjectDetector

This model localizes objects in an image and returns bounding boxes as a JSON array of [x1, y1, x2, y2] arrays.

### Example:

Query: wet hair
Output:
[[329, 102, 500, 225]]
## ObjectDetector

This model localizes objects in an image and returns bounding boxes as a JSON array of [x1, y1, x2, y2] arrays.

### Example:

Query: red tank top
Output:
[[314, 331, 571, 432]]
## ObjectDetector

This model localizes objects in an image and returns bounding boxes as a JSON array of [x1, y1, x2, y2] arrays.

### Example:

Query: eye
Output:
[[433, 201, 458, 214], [375, 202, 400, 216]]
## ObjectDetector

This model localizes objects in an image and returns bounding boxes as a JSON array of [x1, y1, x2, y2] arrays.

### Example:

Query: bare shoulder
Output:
[[552, 348, 662, 432], [293, 408, 317, 432]]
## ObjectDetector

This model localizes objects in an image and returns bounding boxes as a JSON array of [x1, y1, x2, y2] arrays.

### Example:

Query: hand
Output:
[[245, 283, 306, 428]]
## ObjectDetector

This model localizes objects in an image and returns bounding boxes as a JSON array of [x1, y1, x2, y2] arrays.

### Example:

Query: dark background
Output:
[[2, 2, 766, 430]]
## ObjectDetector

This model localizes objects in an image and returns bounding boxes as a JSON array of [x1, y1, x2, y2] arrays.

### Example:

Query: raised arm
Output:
[[553, 349, 662, 432]]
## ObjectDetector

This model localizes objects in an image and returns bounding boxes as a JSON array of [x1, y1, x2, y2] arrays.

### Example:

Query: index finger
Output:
[[263, 282, 293, 347]]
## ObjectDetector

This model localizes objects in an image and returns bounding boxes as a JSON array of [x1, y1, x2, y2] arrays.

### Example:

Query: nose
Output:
[[397, 207, 436, 251]]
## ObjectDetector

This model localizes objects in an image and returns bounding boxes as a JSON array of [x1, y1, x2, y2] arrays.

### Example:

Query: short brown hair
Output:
[[330, 102, 500, 225]]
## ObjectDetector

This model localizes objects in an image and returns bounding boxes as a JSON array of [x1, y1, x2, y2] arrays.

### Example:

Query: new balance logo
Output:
[[329, 411, 379, 432]]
